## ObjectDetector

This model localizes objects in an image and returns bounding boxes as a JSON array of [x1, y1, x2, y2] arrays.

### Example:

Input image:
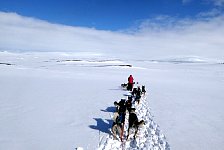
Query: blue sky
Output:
[[0, 0, 222, 30]]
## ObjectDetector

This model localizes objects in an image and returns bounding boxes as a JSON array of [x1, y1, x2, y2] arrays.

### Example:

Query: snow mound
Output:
[[98, 94, 170, 150], [75, 147, 84, 150], [150, 56, 221, 64], [56, 59, 133, 68]]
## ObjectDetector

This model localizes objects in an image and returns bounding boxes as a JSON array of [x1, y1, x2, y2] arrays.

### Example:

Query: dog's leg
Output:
[[111, 125, 116, 140], [134, 127, 138, 139], [126, 127, 130, 140], [112, 125, 119, 140]]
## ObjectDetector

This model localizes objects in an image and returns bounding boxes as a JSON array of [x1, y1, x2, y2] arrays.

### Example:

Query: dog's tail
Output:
[[137, 120, 145, 126]]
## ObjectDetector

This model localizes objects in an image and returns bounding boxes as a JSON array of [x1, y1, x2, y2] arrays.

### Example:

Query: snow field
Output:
[[98, 92, 169, 150], [1, 52, 224, 150]]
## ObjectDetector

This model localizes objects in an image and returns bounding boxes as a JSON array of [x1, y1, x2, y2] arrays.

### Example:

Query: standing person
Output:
[[127, 75, 134, 91]]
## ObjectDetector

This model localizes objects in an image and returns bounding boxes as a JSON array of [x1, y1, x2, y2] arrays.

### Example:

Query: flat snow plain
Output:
[[0, 51, 224, 150]]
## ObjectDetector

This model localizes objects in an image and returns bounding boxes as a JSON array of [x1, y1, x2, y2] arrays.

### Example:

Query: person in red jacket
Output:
[[127, 75, 134, 91]]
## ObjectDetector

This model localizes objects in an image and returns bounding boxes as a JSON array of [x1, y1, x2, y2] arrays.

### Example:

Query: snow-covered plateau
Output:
[[0, 51, 224, 150]]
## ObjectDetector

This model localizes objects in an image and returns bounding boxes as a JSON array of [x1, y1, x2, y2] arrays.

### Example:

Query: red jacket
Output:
[[128, 75, 134, 84]]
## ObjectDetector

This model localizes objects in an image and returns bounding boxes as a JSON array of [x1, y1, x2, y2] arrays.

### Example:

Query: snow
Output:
[[98, 95, 169, 150], [0, 51, 224, 150]]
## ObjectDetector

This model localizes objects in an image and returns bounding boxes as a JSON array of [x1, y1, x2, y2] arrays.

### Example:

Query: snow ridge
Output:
[[98, 93, 170, 150]]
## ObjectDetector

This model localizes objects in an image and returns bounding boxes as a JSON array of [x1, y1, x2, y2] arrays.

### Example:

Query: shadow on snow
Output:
[[89, 118, 113, 134], [100, 106, 116, 113]]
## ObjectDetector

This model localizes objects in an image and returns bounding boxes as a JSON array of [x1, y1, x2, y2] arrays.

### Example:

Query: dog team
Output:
[[112, 75, 146, 141]]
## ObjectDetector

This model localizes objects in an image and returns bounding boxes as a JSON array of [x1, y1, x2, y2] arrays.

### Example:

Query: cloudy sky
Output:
[[0, 0, 224, 59]]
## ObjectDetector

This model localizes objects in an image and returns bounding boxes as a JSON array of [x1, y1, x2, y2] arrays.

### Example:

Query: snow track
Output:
[[98, 93, 170, 150]]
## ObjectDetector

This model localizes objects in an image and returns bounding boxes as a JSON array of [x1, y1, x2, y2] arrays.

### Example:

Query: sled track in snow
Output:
[[98, 93, 170, 150]]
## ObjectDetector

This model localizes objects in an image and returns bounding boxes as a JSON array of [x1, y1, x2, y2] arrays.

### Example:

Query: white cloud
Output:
[[0, 11, 224, 59], [212, 0, 224, 6], [197, 8, 223, 17]]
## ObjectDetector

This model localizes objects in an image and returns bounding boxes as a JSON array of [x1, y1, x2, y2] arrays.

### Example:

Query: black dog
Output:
[[142, 85, 146, 95], [126, 109, 145, 140], [121, 83, 128, 89], [121, 82, 136, 89]]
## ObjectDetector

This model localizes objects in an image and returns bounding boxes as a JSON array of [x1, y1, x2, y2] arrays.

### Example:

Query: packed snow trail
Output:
[[98, 92, 170, 150]]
